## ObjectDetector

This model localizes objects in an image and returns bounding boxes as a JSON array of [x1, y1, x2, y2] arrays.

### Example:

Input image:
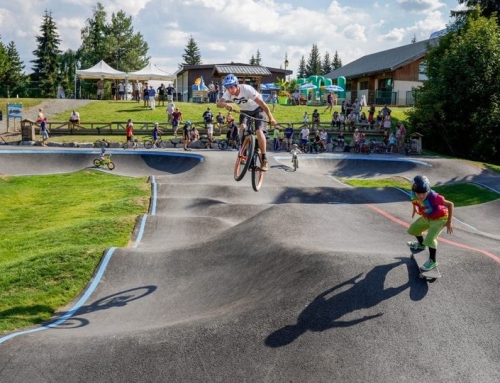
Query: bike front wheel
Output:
[[144, 140, 153, 149], [158, 140, 167, 149], [107, 161, 115, 170], [234, 135, 254, 181], [251, 150, 264, 191]]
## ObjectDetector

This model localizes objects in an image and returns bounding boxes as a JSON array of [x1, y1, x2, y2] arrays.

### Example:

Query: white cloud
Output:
[[0, 0, 456, 76]]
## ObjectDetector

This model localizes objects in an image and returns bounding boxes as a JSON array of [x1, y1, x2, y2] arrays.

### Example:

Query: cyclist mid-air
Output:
[[216, 73, 278, 171]]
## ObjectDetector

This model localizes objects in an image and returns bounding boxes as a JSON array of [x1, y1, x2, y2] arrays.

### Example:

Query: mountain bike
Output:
[[93, 154, 115, 170], [233, 111, 278, 192]]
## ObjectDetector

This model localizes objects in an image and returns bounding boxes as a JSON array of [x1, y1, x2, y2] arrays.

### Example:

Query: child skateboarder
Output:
[[407, 175, 454, 271]]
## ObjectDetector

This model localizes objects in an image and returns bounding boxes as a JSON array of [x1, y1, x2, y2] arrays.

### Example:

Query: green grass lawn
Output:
[[0, 171, 149, 334]]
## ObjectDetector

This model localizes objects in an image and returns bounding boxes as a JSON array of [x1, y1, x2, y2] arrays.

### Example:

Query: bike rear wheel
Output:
[[251, 150, 264, 191], [218, 140, 229, 150], [107, 161, 115, 170], [234, 135, 254, 181], [93, 158, 101, 167]]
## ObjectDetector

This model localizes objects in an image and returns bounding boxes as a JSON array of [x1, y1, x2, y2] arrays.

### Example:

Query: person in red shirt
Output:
[[125, 119, 134, 146], [172, 108, 182, 136]]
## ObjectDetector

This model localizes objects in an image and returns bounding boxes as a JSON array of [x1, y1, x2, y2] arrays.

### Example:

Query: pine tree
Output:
[[107, 10, 149, 72], [411, 34, 417, 43], [305, 44, 322, 77], [31, 10, 62, 97], [332, 51, 342, 70], [297, 56, 306, 79], [255, 49, 262, 65], [322, 52, 332, 75], [79, 3, 108, 69], [0, 41, 26, 97], [181, 35, 202, 67], [249, 55, 256, 65]]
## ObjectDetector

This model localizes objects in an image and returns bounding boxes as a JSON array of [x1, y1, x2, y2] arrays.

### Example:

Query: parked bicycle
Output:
[[93, 154, 115, 170]]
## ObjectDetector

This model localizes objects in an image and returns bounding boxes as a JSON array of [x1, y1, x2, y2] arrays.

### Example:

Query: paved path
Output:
[[0, 149, 499, 382]]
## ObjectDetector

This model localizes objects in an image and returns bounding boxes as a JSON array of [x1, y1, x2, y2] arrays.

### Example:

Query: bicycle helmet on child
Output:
[[412, 175, 430, 193], [223, 74, 239, 88]]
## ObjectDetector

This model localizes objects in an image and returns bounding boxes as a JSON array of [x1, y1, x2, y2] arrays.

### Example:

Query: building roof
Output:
[[327, 38, 439, 79], [212, 63, 272, 77]]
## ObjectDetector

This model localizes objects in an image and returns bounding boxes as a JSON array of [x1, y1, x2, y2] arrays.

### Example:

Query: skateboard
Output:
[[410, 249, 441, 280]]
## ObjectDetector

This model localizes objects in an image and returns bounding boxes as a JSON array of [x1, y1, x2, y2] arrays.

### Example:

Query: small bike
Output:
[[233, 112, 279, 192], [123, 138, 138, 149], [93, 154, 115, 170], [144, 135, 166, 149]]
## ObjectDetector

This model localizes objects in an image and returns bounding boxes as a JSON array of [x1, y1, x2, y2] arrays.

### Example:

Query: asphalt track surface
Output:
[[1, 147, 500, 382]]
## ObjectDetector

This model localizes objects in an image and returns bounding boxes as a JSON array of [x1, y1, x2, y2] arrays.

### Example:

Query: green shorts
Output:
[[407, 216, 448, 249]]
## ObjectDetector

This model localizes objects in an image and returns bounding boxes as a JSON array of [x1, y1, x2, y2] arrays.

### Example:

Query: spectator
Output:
[[387, 131, 397, 153], [320, 129, 328, 150], [157, 83, 166, 106], [125, 119, 134, 146], [346, 111, 356, 131], [190, 124, 200, 142], [396, 121, 407, 153], [300, 124, 310, 151], [303, 111, 309, 127], [97, 79, 104, 100], [172, 107, 182, 135], [37, 108, 45, 123], [381, 104, 392, 118], [293, 90, 300, 105], [278, 127, 285, 151], [216, 111, 225, 135], [40, 117, 49, 147], [143, 84, 149, 108], [69, 110, 80, 129], [368, 103, 376, 128], [152, 122, 163, 148], [323, 92, 333, 114], [376, 111, 384, 130], [273, 126, 281, 151], [182, 121, 192, 151], [284, 123, 294, 151], [226, 111, 235, 126], [57, 84, 65, 99], [166, 101, 175, 125], [266, 90, 278, 112], [118, 81, 125, 100], [337, 131, 345, 148], [133, 80, 141, 102], [312, 109, 320, 129], [332, 111, 341, 129], [359, 112, 368, 125], [228, 120, 239, 149], [166, 83, 175, 102], [352, 99, 362, 122], [203, 107, 214, 148], [383, 111, 392, 132], [148, 86, 156, 110], [111, 82, 116, 100], [352, 128, 361, 148]]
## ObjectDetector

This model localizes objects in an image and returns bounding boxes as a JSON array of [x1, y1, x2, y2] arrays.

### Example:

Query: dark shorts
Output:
[[239, 108, 265, 130], [173, 120, 179, 127]]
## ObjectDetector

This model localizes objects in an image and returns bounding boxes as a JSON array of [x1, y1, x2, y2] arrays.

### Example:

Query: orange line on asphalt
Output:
[[366, 204, 500, 265]]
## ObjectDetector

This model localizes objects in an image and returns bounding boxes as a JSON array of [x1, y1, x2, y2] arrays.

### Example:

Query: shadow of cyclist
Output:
[[265, 259, 409, 348]]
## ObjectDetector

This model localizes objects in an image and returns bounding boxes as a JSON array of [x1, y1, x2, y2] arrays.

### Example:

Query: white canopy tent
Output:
[[76, 60, 126, 79], [127, 62, 175, 81]]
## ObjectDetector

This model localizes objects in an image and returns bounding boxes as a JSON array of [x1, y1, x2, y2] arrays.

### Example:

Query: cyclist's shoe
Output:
[[420, 259, 437, 271], [152, 145, 157, 148], [261, 156, 269, 171], [407, 241, 425, 250], [240, 158, 246, 165]]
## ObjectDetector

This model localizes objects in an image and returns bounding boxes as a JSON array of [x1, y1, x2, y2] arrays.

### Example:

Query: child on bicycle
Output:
[[99, 147, 110, 161], [407, 175, 454, 271], [290, 143, 302, 168], [217, 73, 278, 171]]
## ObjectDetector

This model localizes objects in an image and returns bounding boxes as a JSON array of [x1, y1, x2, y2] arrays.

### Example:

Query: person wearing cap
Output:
[[407, 175, 454, 271], [148, 86, 156, 110]]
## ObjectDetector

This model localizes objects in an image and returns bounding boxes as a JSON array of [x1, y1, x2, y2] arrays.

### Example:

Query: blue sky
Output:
[[0, 0, 464, 76]]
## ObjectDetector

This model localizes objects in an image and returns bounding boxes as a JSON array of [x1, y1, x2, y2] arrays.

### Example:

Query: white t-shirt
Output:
[[222, 84, 262, 111], [301, 128, 310, 139]]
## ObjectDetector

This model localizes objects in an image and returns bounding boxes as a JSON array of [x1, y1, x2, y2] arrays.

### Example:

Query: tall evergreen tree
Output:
[[31, 10, 61, 97], [411, 34, 417, 43], [107, 10, 149, 72], [332, 51, 342, 70], [79, 3, 108, 69], [255, 49, 262, 65], [0, 41, 26, 97], [297, 56, 306, 79], [305, 44, 322, 77], [249, 55, 256, 65], [181, 35, 202, 67], [322, 52, 332, 75]]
